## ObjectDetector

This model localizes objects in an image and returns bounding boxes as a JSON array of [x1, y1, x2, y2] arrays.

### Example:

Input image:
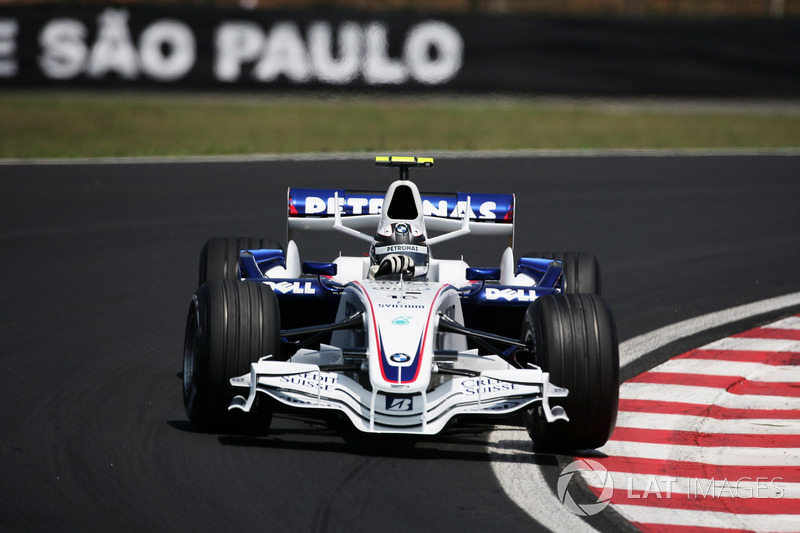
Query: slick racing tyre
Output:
[[198, 237, 283, 287], [183, 280, 281, 432], [521, 294, 619, 451], [523, 251, 600, 295]]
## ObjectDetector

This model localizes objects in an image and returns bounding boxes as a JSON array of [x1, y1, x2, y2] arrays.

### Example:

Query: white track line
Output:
[[488, 425, 598, 532], [489, 291, 800, 533], [619, 293, 800, 369]]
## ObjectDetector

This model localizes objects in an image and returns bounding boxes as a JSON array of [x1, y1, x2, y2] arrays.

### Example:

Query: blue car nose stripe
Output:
[[378, 332, 423, 384]]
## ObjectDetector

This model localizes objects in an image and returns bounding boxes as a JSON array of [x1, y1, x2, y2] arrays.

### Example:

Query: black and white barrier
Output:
[[1, 6, 798, 96]]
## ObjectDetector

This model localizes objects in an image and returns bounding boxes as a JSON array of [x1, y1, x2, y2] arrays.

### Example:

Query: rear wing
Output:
[[287, 188, 515, 245]]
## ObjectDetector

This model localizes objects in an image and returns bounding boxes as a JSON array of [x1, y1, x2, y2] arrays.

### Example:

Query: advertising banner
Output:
[[1, 6, 798, 96]]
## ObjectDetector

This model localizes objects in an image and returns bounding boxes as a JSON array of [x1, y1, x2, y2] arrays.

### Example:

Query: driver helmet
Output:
[[369, 222, 429, 280]]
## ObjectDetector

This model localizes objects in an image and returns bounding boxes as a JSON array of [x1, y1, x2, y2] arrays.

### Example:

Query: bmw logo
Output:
[[389, 353, 411, 363], [394, 223, 409, 235]]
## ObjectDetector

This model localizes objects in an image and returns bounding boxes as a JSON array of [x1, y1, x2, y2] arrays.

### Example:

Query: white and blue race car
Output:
[[182, 156, 619, 451]]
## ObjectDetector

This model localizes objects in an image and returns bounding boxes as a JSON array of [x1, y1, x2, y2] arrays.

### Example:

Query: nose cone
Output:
[[375, 310, 427, 385], [364, 281, 438, 392]]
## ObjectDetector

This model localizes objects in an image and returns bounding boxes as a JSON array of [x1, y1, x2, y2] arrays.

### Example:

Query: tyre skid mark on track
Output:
[[646, 357, 800, 380], [617, 399, 800, 420], [585, 455, 800, 483], [585, 315, 800, 533], [609, 427, 800, 448], [673, 349, 800, 366], [614, 382, 800, 410], [628, 373, 800, 397], [615, 411, 800, 434]]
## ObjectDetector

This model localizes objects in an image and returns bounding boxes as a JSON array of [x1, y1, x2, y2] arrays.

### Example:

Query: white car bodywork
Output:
[[228, 157, 569, 435]]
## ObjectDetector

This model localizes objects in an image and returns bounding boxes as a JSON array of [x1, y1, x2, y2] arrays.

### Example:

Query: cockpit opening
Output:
[[386, 185, 419, 220]]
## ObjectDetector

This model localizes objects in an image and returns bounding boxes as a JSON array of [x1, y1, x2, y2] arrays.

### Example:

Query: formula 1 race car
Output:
[[182, 156, 619, 450]]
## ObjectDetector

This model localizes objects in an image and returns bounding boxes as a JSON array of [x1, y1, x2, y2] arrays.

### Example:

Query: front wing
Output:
[[229, 361, 569, 435]]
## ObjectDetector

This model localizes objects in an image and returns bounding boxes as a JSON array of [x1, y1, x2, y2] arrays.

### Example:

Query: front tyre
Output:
[[183, 280, 281, 432], [522, 294, 619, 451]]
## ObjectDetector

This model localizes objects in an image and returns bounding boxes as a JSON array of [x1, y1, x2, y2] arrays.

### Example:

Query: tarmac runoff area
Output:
[[489, 292, 800, 533]]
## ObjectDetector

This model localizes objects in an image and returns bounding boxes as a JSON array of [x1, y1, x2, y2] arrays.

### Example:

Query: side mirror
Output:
[[465, 267, 501, 281], [516, 257, 562, 287], [240, 249, 285, 279], [302, 261, 338, 276]]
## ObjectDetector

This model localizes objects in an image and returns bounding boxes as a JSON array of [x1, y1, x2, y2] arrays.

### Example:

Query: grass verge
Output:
[[1, 92, 799, 158]]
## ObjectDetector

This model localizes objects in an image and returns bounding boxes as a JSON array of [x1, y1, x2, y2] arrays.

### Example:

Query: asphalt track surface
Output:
[[1, 155, 798, 532]]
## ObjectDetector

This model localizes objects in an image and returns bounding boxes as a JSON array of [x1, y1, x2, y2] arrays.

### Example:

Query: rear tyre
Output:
[[523, 251, 600, 295], [521, 294, 619, 451], [183, 280, 281, 432], [199, 237, 283, 287]]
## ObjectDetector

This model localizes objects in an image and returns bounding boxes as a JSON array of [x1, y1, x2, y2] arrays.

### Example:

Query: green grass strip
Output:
[[1, 92, 799, 158]]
